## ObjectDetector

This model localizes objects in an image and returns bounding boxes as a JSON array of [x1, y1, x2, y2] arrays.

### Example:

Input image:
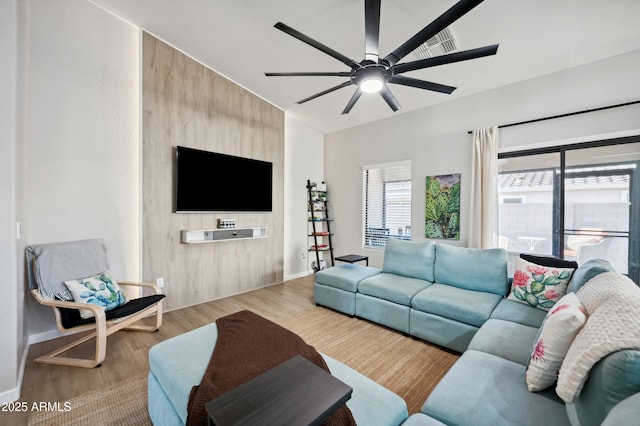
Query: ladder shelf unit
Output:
[[307, 179, 334, 272]]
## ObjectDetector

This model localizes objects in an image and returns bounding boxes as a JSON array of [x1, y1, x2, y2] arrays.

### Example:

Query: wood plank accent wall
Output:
[[142, 33, 284, 311]]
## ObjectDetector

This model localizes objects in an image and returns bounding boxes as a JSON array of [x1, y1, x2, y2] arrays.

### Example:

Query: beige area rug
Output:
[[278, 308, 459, 414], [28, 374, 151, 426], [27, 307, 458, 424]]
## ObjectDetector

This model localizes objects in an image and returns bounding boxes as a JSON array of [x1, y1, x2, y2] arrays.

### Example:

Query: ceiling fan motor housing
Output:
[[351, 61, 393, 87]]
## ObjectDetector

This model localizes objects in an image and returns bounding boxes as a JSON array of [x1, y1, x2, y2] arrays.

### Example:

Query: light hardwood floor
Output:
[[8, 275, 459, 425]]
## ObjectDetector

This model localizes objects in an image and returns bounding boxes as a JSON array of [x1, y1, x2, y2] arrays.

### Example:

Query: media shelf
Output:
[[181, 227, 268, 244]]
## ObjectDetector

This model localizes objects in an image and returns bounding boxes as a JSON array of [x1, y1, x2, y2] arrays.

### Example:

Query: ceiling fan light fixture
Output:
[[360, 77, 384, 93]]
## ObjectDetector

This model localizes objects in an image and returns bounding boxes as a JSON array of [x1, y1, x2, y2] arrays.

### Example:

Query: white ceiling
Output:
[[93, 0, 640, 134]]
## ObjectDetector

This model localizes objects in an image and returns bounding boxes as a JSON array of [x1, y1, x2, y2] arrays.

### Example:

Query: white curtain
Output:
[[469, 127, 499, 249]]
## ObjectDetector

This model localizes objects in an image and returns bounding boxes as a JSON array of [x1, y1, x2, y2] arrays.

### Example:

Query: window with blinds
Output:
[[362, 161, 412, 248]]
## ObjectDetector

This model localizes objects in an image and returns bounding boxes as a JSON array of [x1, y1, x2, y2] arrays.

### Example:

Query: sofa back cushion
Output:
[[569, 350, 640, 426], [383, 239, 436, 282], [434, 244, 508, 295], [566, 258, 615, 294]]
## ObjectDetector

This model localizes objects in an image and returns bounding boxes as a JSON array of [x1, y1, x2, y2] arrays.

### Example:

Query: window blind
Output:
[[362, 161, 412, 248]]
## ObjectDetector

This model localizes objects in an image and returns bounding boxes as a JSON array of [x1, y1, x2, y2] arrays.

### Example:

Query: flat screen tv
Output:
[[175, 146, 273, 212]]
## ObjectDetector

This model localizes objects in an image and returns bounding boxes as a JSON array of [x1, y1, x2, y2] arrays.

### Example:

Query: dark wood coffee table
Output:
[[205, 355, 353, 426]]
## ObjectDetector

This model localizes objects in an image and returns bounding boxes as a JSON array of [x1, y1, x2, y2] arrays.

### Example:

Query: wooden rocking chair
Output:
[[26, 239, 166, 368]]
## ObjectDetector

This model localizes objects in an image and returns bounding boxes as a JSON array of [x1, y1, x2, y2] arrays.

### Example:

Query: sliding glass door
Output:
[[497, 137, 639, 283], [563, 144, 637, 275]]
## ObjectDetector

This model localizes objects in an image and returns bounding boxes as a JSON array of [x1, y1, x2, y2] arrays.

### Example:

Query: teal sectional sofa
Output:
[[316, 239, 509, 352], [314, 240, 640, 425]]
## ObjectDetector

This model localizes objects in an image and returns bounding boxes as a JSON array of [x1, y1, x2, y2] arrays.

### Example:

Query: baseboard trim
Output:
[[284, 270, 313, 281], [0, 341, 29, 403], [28, 327, 83, 346]]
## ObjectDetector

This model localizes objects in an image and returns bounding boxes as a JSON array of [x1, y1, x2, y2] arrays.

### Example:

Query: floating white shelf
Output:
[[181, 227, 268, 244]]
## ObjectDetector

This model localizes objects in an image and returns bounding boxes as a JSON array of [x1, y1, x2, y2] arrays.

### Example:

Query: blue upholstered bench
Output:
[[148, 322, 408, 425]]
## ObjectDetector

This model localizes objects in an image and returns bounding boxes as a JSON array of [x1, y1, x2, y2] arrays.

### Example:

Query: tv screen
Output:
[[175, 146, 273, 212]]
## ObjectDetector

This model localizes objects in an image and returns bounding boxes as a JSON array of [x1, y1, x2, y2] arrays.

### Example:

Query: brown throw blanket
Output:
[[186, 310, 356, 425]]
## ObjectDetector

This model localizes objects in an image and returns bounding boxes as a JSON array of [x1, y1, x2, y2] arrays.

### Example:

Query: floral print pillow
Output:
[[65, 271, 127, 319], [525, 292, 587, 391], [508, 257, 575, 311]]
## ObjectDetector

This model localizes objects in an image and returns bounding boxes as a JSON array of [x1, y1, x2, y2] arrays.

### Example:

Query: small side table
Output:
[[335, 254, 369, 266]]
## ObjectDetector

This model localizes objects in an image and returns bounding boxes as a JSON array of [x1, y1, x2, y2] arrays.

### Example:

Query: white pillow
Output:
[[508, 257, 575, 311], [64, 271, 127, 319], [525, 292, 587, 391]]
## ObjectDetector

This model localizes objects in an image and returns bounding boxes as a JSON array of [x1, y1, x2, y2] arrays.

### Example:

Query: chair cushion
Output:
[[64, 270, 127, 319], [358, 273, 432, 306], [59, 294, 165, 329], [26, 238, 110, 301], [411, 284, 502, 327], [382, 239, 436, 282], [434, 244, 508, 296]]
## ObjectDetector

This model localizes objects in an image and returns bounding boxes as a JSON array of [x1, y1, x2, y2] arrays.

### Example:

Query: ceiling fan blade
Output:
[[296, 81, 354, 104], [265, 72, 352, 77], [342, 88, 363, 114], [389, 75, 456, 94], [384, 0, 485, 66], [393, 44, 499, 74], [275, 22, 361, 69], [364, 0, 381, 61], [380, 85, 401, 112]]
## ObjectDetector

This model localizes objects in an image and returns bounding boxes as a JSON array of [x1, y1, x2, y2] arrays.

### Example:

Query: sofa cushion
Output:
[[601, 392, 640, 426], [507, 257, 575, 311], [526, 293, 587, 392], [468, 319, 539, 365], [490, 299, 547, 329], [149, 323, 218, 423], [422, 350, 569, 426], [569, 350, 640, 426], [383, 239, 436, 282], [434, 244, 508, 296], [566, 258, 615, 294], [401, 413, 447, 425], [315, 264, 382, 292], [358, 273, 432, 306], [323, 354, 408, 426], [150, 322, 410, 426], [411, 284, 502, 327]]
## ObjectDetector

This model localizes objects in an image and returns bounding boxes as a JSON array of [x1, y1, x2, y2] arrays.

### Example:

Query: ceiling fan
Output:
[[265, 0, 499, 114]]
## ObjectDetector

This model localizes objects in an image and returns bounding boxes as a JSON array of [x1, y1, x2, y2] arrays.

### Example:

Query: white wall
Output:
[[0, 0, 24, 403], [284, 114, 324, 279], [325, 49, 640, 268], [20, 0, 140, 339]]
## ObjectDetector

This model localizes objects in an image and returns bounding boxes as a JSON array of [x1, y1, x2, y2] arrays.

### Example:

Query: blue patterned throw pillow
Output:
[[64, 271, 127, 319]]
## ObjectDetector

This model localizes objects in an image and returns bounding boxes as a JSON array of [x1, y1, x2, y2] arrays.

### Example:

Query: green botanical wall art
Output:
[[425, 174, 461, 240]]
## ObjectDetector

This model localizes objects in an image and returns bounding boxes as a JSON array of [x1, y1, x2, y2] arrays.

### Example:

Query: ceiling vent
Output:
[[412, 26, 458, 60]]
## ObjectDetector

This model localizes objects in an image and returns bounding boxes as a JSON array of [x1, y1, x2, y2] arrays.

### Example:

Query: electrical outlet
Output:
[[156, 278, 164, 288], [301, 252, 307, 260]]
